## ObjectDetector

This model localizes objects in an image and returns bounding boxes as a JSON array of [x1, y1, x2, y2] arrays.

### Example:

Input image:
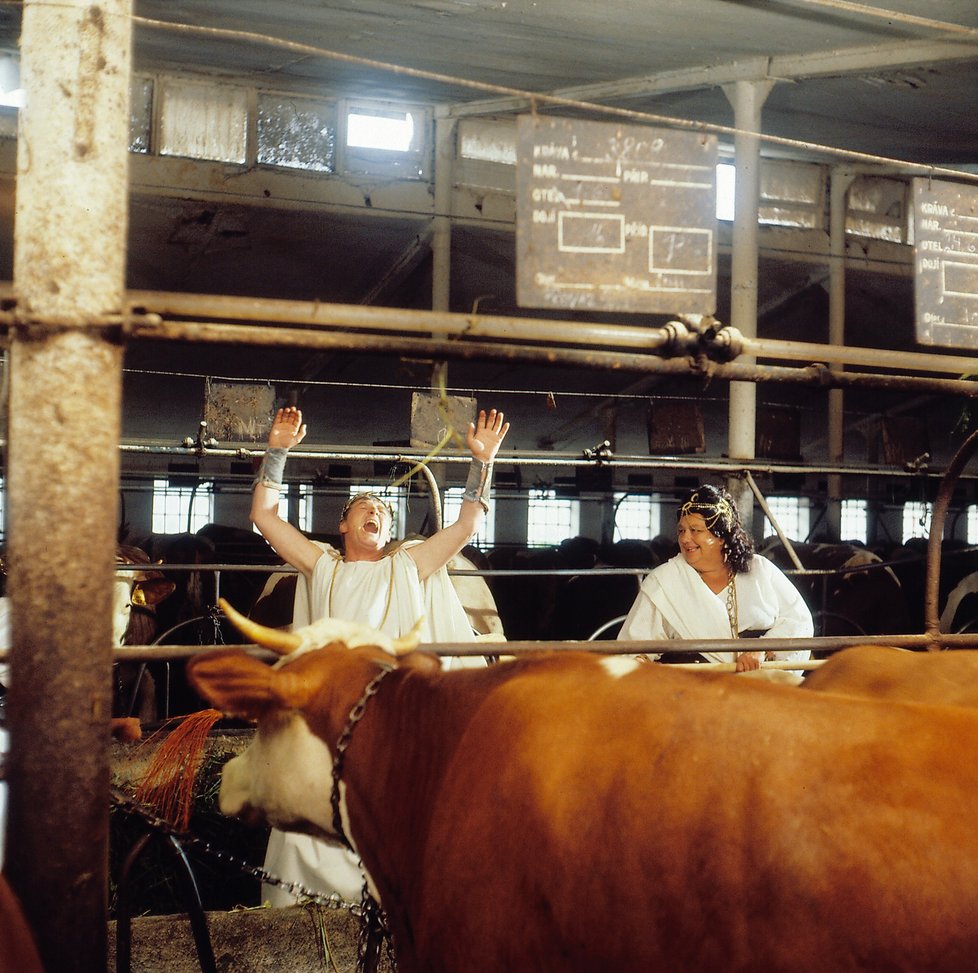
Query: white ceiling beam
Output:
[[448, 38, 978, 117]]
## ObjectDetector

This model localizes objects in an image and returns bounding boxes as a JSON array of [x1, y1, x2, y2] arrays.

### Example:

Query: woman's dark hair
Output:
[[676, 484, 754, 574]]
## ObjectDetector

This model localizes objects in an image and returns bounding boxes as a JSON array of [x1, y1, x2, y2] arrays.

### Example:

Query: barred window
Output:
[[902, 501, 932, 542], [152, 479, 214, 533], [527, 489, 580, 547], [613, 493, 660, 541], [762, 496, 809, 542]]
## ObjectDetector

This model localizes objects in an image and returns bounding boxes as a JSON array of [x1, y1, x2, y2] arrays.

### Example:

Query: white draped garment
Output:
[[617, 552, 813, 664], [262, 541, 478, 906]]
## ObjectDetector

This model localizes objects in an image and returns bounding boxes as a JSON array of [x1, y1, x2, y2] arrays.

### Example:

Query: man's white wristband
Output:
[[254, 447, 288, 492]]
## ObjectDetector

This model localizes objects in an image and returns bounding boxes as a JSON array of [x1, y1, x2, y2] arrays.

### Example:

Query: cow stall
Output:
[[3, 4, 978, 971]]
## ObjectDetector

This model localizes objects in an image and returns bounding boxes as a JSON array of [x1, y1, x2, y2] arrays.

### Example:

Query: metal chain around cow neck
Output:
[[724, 572, 739, 638], [330, 664, 398, 973]]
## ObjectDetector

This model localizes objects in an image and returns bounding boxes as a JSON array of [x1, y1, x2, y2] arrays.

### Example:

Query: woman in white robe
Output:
[[250, 405, 510, 906], [618, 484, 813, 669]]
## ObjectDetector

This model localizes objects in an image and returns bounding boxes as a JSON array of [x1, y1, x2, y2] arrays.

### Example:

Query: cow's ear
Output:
[[187, 648, 285, 721], [132, 577, 177, 608], [396, 650, 442, 673]]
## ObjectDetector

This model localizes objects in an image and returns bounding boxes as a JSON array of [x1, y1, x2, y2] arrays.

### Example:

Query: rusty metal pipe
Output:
[[118, 288, 978, 377], [123, 289, 691, 352], [121, 317, 978, 397]]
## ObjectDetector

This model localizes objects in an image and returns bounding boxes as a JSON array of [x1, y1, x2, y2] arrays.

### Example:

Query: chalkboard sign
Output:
[[913, 178, 978, 349], [516, 115, 717, 315]]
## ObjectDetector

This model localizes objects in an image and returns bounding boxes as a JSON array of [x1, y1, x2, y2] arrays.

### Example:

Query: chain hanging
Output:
[[111, 787, 360, 914]]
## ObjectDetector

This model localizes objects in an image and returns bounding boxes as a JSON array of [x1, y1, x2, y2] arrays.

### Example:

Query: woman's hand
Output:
[[466, 408, 510, 464], [735, 650, 762, 672], [269, 406, 307, 450]]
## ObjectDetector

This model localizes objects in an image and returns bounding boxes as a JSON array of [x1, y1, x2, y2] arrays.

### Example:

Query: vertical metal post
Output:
[[430, 108, 456, 468], [432, 107, 456, 315], [827, 169, 854, 541], [722, 79, 773, 532], [5, 3, 131, 971]]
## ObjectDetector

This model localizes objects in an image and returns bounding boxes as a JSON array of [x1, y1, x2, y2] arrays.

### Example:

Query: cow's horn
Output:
[[391, 616, 424, 656], [218, 597, 302, 655]]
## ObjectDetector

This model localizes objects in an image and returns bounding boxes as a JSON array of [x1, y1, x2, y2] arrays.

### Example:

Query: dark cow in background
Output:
[[942, 569, 978, 634], [486, 536, 663, 642], [552, 538, 662, 641], [887, 538, 978, 635], [189, 607, 978, 973], [119, 523, 285, 716], [113, 545, 176, 721], [0, 544, 175, 721], [760, 540, 914, 645]]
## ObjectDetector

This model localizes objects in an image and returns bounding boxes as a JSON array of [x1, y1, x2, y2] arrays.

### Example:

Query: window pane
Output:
[[152, 479, 214, 533], [968, 506, 978, 545], [129, 76, 153, 154], [443, 487, 494, 548], [527, 489, 580, 547], [763, 496, 808, 542], [347, 108, 415, 150], [840, 499, 868, 544], [253, 491, 291, 535], [257, 93, 336, 172], [296, 483, 313, 533], [343, 101, 428, 179], [903, 501, 932, 541], [159, 80, 248, 163], [613, 493, 660, 541]]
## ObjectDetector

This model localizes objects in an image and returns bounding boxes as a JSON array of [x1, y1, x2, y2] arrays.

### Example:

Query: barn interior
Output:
[[1, 0, 977, 557], [2, 2, 978, 970]]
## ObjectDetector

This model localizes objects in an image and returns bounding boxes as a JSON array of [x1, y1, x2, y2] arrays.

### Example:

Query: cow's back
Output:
[[803, 645, 978, 707], [399, 658, 978, 972]]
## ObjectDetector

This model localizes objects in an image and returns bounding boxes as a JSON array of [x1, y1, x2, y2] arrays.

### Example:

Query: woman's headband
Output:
[[678, 490, 735, 533]]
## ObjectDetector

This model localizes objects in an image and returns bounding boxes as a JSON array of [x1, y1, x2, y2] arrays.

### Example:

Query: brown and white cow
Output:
[[188, 600, 978, 973], [113, 545, 177, 721], [801, 644, 978, 707]]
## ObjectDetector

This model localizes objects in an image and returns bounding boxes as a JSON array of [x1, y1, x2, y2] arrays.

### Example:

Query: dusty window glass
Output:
[[158, 79, 248, 164], [759, 160, 825, 229], [129, 76, 153, 154], [847, 176, 907, 243], [257, 94, 336, 172], [459, 118, 516, 165]]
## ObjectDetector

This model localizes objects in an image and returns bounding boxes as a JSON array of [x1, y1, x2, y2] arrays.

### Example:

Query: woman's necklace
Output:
[[327, 557, 396, 630], [724, 572, 739, 638]]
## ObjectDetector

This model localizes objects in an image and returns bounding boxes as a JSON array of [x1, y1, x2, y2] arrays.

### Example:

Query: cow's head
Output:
[[187, 598, 435, 840], [114, 546, 177, 646]]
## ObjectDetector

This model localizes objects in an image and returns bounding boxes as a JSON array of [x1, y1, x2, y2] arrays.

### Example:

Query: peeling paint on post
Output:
[[5, 3, 132, 972]]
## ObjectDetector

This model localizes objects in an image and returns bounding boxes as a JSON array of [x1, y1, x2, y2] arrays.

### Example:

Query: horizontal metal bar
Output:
[[1, 631, 964, 662], [112, 443, 978, 480], [115, 318, 978, 398], [119, 288, 978, 381], [125, 289, 681, 352]]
